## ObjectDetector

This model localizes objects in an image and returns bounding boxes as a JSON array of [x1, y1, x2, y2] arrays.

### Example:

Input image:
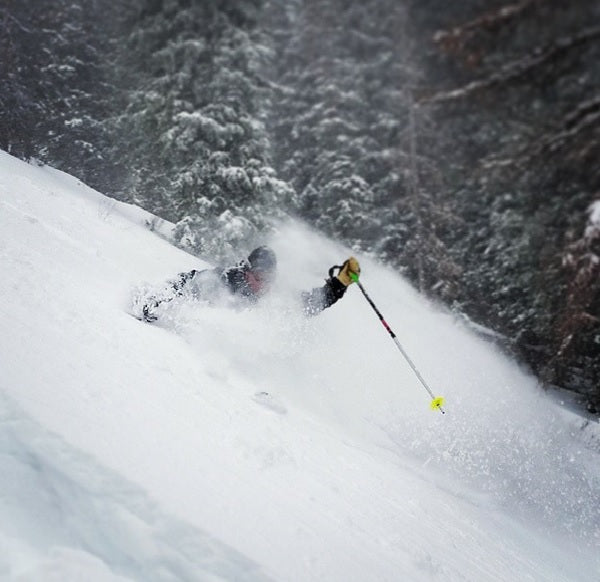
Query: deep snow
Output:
[[0, 150, 598, 581]]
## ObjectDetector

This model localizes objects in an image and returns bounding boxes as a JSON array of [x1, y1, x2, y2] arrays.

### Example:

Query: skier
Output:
[[139, 245, 360, 322]]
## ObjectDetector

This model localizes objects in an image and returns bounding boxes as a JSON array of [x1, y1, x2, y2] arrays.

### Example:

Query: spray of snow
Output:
[[0, 150, 598, 580]]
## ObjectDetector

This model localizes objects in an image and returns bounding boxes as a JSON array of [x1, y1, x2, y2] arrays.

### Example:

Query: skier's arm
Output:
[[302, 257, 360, 316], [142, 269, 198, 321]]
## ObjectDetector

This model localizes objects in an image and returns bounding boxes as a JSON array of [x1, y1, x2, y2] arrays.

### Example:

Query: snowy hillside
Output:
[[0, 150, 598, 581]]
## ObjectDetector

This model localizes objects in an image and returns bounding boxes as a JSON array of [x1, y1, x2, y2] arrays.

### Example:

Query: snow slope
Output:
[[0, 150, 598, 581]]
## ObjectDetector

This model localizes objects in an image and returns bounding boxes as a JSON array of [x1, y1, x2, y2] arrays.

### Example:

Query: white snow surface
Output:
[[0, 149, 599, 581]]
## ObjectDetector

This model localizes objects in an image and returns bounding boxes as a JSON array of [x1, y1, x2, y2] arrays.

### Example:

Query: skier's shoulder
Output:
[[182, 266, 221, 282], [220, 260, 261, 300], [220, 260, 248, 284], [175, 266, 223, 296]]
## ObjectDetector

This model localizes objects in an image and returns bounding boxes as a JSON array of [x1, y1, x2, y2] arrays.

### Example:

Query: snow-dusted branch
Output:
[[422, 25, 600, 105], [0, 9, 33, 34], [433, 0, 538, 52], [482, 94, 600, 169]]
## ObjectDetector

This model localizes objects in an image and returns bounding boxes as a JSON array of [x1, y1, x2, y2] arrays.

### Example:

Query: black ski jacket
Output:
[[144, 264, 347, 320]]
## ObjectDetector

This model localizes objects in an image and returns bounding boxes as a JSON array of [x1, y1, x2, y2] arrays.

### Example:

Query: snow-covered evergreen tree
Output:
[[111, 0, 291, 261]]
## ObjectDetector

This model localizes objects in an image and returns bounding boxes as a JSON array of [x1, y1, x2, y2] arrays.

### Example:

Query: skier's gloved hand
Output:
[[336, 257, 360, 286]]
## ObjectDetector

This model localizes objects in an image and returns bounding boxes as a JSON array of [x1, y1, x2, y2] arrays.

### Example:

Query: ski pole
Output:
[[350, 273, 446, 414]]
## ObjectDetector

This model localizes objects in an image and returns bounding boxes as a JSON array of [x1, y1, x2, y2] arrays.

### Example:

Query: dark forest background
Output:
[[1, 0, 598, 411]]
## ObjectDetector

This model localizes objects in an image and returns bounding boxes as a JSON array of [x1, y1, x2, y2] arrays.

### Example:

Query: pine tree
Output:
[[112, 0, 291, 261]]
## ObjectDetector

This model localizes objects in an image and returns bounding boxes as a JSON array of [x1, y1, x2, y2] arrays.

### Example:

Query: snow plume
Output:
[[0, 149, 598, 580], [140, 221, 600, 550], [270, 225, 600, 539]]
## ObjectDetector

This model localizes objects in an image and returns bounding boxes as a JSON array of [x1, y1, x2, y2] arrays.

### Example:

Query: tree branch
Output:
[[482, 93, 600, 169], [433, 0, 539, 52], [421, 25, 600, 105]]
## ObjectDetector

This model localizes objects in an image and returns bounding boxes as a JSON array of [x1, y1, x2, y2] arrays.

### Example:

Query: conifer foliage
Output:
[[111, 0, 292, 261], [267, 0, 459, 295], [0, 0, 116, 185], [410, 0, 600, 410]]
